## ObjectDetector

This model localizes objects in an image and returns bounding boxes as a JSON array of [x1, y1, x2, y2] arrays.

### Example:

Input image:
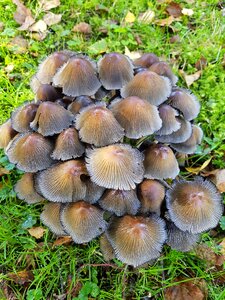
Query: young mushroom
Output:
[[155, 104, 180, 136], [0, 119, 17, 149], [134, 53, 159, 68], [36, 84, 63, 102], [67, 96, 93, 115], [149, 61, 178, 85]]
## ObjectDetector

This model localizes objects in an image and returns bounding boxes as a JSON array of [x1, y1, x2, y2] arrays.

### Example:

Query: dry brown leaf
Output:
[[170, 34, 180, 43], [201, 169, 225, 192], [30, 32, 48, 41], [28, 226, 46, 239], [0, 167, 10, 176], [7, 270, 34, 285], [9, 36, 28, 54], [179, 69, 202, 86], [125, 11, 136, 23], [182, 8, 194, 16], [73, 22, 92, 34], [166, 2, 182, 17], [18, 15, 35, 31], [39, 0, 60, 11], [53, 236, 73, 246], [195, 56, 207, 70], [195, 244, 225, 267], [29, 20, 47, 33], [13, 0, 33, 25], [154, 15, 175, 26], [138, 9, 155, 24], [43, 12, 62, 26], [124, 46, 142, 60], [164, 278, 207, 300], [186, 157, 212, 175]]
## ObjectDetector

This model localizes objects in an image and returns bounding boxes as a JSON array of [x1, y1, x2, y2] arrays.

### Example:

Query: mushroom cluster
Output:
[[0, 51, 223, 267]]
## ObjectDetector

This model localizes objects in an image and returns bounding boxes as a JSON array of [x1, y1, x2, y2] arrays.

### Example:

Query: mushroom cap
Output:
[[83, 180, 105, 204], [75, 102, 124, 147], [36, 160, 88, 203], [6, 132, 54, 172], [30, 101, 74, 136], [166, 177, 224, 233], [67, 96, 93, 115], [30, 75, 42, 93], [36, 84, 63, 102], [36, 50, 74, 84], [0, 119, 17, 149], [40, 203, 66, 236], [109, 96, 162, 139], [120, 70, 171, 106], [155, 117, 192, 144], [99, 189, 140, 216], [155, 104, 180, 136], [170, 125, 203, 154], [60, 201, 107, 243], [168, 88, 200, 121], [98, 52, 134, 89], [138, 179, 165, 214], [106, 215, 167, 267], [51, 127, 85, 161], [11, 102, 39, 133], [166, 221, 200, 252], [149, 61, 178, 85], [134, 53, 159, 68], [86, 144, 144, 190], [100, 234, 115, 261], [53, 56, 101, 97], [144, 144, 179, 180], [14, 173, 45, 204]]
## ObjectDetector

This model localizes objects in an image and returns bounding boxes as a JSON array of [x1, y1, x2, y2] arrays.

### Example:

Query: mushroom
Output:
[[134, 53, 159, 68], [149, 61, 178, 85], [0, 119, 17, 149], [83, 180, 105, 204], [67, 96, 93, 115], [100, 234, 115, 261], [36, 84, 63, 102], [155, 104, 180, 136]]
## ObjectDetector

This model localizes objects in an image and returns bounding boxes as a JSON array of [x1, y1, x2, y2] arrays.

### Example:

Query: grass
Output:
[[0, 0, 225, 299]]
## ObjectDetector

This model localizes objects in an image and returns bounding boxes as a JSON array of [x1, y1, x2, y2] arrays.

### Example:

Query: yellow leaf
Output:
[[182, 8, 194, 16], [28, 226, 46, 239], [125, 11, 136, 23], [186, 157, 212, 175], [124, 46, 142, 60]]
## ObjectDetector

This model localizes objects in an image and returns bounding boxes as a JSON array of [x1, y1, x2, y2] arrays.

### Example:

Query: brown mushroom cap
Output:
[[83, 180, 105, 204], [67, 96, 93, 115], [30, 75, 42, 93], [36, 160, 88, 203], [134, 53, 159, 68], [36, 84, 63, 102], [53, 56, 101, 97], [51, 127, 85, 161], [166, 221, 200, 252], [99, 189, 140, 216], [138, 179, 165, 214], [106, 215, 167, 267], [98, 52, 134, 89], [75, 102, 124, 146], [166, 177, 224, 233], [40, 203, 66, 236], [36, 50, 74, 84], [155, 117, 192, 144], [6, 132, 54, 172], [14, 173, 45, 204], [120, 70, 171, 106], [144, 144, 179, 180], [168, 88, 200, 121], [11, 102, 39, 133], [86, 144, 144, 190], [155, 104, 180, 136], [170, 125, 203, 154], [100, 234, 115, 261], [60, 201, 107, 243], [30, 101, 74, 136], [109, 96, 162, 139], [149, 61, 178, 85], [0, 119, 17, 149]]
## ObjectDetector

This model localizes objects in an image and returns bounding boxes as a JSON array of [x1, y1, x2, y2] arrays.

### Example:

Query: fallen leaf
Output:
[[7, 270, 34, 285], [154, 15, 175, 26], [220, 239, 225, 256], [29, 20, 47, 33], [125, 46, 142, 60], [166, 2, 182, 17], [9, 36, 28, 54], [13, 0, 33, 25], [138, 9, 155, 24], [179, 69, 202, 86], [28, 226, 46, 239], [125, 11, 136, 23], [39, 0, 60, 11], [213, 169, 225, 193], [43, 12, 62, 26], [135, 34, 142, 45], [185, 157, 212, 175], [0, 167, 10, 176], [170, 34, 180, 43], [0, 22, 4, 31], [18, 15, 35, 31], [182, 8, 194, 16], [195, 244, 225, 266], [53, 236, 73, 246], [89, 39, 107, 55], [164, 278, 207, 300], [30, 32, 48, 41], [73, 22, 92, 34], [195, 56, 207, 70]]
